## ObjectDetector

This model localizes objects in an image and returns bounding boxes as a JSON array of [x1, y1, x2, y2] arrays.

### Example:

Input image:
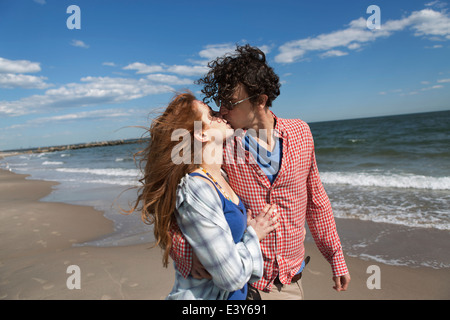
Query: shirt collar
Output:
[[270, 110, 287, 138]]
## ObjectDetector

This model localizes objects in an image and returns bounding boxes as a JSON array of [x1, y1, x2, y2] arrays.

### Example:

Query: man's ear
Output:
[[257, 94, 268, 109], [193, 129, 208, 143]]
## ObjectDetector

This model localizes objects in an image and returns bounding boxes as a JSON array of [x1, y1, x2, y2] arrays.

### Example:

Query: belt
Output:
[[274, 256, 310, 285]]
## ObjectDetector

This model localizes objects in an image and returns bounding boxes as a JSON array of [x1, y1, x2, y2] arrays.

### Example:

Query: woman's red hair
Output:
[[131, 92, 203, 267]]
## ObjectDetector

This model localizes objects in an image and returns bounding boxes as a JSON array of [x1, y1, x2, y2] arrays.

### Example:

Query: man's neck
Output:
[[249, 108, 276, 150], [250, 108, 274, 132]]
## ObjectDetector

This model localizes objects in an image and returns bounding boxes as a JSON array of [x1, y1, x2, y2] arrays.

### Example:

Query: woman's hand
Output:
[[247, 204, 280, 241]]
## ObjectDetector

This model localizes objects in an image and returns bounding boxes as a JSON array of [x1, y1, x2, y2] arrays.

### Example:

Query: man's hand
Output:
[[333, 273, 351, 292], [191, 251, 212, 280]]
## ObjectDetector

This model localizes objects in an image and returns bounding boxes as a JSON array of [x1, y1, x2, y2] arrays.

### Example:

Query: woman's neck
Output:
[[199, 163, 222, 176]]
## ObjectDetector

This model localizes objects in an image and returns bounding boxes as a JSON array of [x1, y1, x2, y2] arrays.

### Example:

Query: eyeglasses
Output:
[[213, 95, 257, 110]]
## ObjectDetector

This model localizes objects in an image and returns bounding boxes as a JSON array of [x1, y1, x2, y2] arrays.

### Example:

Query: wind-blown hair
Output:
[[197, 44, 281, 108], [131, 92, 203, 267]]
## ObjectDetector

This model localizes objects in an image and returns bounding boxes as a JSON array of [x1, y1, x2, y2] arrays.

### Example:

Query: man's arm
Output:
[[169, 224, 212, 279], [305, 143, 350, 290], [168, 223, 195, 279]]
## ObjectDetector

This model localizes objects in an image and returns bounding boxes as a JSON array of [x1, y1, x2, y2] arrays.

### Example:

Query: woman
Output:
[[133, 92, 279, 300]]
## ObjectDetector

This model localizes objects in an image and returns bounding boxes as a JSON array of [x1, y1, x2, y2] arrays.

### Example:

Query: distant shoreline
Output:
[[0, 138, 148, 157]]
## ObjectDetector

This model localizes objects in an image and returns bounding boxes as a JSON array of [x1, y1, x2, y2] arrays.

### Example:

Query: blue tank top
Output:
[[189, 172, 248, 300]]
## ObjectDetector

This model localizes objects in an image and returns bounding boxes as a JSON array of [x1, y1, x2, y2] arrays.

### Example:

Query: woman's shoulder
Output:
[[189, 170, 217, 190], [176, 173, 230, 231], [176, 173, 222, 211]]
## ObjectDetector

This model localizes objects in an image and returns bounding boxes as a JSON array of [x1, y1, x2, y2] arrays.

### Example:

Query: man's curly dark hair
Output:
[[196, 44, 281, 108]]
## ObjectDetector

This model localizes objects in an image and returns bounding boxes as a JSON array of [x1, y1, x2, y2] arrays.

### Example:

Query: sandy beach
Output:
[[0, 167, 449, 300]]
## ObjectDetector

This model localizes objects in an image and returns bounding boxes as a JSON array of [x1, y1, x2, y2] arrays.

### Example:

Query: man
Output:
[[170, 44, 350, 299]]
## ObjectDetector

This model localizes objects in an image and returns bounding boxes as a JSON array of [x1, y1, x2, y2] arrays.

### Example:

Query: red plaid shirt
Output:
[[170, 112, 348, 292]]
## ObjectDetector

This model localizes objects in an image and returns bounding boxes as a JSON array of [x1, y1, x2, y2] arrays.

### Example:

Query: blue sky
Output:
[[0, 0, 449, 150]]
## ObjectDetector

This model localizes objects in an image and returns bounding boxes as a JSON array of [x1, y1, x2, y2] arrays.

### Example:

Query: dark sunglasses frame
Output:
[[214, 95, 258, 110]]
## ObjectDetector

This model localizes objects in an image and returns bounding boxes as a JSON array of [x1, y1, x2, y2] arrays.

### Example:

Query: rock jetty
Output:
[[1, 138, 147, 156]]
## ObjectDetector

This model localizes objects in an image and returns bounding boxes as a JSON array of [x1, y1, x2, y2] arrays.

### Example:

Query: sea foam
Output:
[[321, 171, 450, 190]]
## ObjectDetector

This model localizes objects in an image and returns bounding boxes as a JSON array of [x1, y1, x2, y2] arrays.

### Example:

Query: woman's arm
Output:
[[176, 199, 262, 291], [175, 176, 263, 292]]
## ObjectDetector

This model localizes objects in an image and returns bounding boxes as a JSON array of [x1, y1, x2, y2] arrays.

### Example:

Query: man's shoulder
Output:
[[280, 117, 309, 127], [277, 116, 312, 136]]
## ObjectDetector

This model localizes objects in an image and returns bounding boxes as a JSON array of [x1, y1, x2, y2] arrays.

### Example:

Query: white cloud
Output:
[[146, 74, 193, 85], [347, 43, 362, 50], [275, 8, 450, 63], [421, 84, 444, 91], [259, 45, 273, 55], [124, 42, 272, 81], [0, 73, 51, 89], [123, 62, 164, 74], [39, 109, 129, 122], [275, 17, 388, 63], [33, 0, 46, 5], [123, 62, 208, 76], [425, 1, 448, 9], [198, 42, 271, 61], [166, 64, 209, 76], [0, 57, 51, 89], [5, 108, 136, 130], [0, 76, 174, 117], [320, 50, 348, 58], [407, 9, 450, 39], [70, 39, 90, 49], [102, 62, 117, 67], [384, 76, 448, 97], [425, 44, 444, 48], [198, 43, 237, 60], [0, 57, 41, 73]]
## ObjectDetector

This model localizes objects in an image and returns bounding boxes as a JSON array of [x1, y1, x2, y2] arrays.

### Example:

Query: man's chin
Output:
[[227, 122, 241, 130], [227, 122, 237, 129]]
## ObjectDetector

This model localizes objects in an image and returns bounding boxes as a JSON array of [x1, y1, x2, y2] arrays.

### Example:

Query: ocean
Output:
[[2, 110, 449, 269]]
